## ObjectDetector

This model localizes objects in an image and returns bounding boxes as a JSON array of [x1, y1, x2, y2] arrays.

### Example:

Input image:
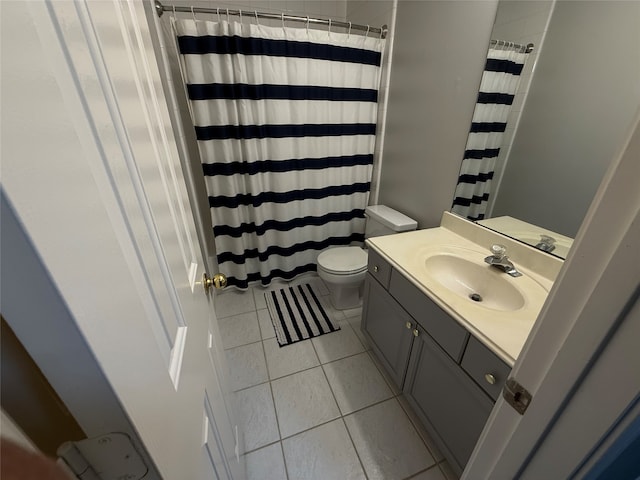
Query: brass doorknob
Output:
[[203, 273, 227, 293]]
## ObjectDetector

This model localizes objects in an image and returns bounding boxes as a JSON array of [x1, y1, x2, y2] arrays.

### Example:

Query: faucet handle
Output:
[[490, 244, 507, 259], [539, 235, 556, 245]]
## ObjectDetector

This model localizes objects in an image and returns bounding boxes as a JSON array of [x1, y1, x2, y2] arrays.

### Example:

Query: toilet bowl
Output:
[[317, 205, 418, 310], [317, 246, 368, 310]]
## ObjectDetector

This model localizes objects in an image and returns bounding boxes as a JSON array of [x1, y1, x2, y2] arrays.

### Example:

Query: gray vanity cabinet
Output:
[[361, 249, 512, 475], [404, 326, 493, 471], [361, 273, 414, 387]]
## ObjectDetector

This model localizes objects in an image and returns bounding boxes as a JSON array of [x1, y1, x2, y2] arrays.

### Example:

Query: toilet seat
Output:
[[317, 247, 367, 275]]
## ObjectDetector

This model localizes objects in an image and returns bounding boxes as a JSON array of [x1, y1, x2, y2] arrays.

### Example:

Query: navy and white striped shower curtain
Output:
[[451, 45, 527, 221], [175, 18, 384, 289]]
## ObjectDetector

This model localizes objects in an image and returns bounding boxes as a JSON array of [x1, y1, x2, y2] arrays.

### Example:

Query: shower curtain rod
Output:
[[154, 0, 387, 39], [491, 39, 534, 54]]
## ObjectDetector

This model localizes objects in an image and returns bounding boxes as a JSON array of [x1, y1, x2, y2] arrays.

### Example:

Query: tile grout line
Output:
[[340, 416, 370, 480], [232, 336, 375, 395], [277, 441, 289, 480], [402, 461, 444, 480], [365, 348, 402, 396], [266, 373, 429, 478], [230, 280, 451, 479], [273, 394, 402, 444], [386, 397, 441, 479], [259, 329, 290, 480], [262, 278, 337, 478], [239, 346, 401, 443], [242, 438, 280, 457], [359, 340, 443, 469], [310, 332, 370, 480], [395, 393, 445, 465], [214, 287, 257, 321]]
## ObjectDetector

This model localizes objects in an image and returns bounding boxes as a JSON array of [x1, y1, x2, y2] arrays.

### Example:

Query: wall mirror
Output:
[[451, 0, 640, 259]]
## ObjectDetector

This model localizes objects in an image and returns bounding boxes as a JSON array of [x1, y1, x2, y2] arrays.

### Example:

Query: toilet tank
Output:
[[364, 205, 418, 238]]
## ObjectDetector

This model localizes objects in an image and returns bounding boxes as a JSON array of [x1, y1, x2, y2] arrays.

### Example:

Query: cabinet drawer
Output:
[[461, 336, 511, 401], [389, 271, 469, 362], [367, 248, 392, 289]]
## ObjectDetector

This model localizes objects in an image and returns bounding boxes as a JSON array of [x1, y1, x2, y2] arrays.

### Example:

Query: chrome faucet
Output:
[[535, 235, 556, 253], [484, 244, 522, 277]]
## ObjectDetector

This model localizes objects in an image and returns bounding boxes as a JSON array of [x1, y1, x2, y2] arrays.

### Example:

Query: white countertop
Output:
[[367, 225, 556, 366]]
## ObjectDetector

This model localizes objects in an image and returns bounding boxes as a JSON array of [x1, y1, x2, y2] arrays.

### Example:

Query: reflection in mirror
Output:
[[451, 0, 640, 259], [477, 216, 573, 258], [451, 39, 533, 221]]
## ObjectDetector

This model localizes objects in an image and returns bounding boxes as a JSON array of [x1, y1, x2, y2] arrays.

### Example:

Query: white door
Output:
[[1, 1, 243, 478]]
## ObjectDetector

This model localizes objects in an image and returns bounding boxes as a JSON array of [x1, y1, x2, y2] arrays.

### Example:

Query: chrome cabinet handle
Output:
[[413, 329, 419, 337], [405, 321, 412, 329], [373, 265, 379, 272], [485, 373, 496, 385]]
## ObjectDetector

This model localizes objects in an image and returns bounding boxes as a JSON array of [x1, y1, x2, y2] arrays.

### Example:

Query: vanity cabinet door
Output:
[[404, 327, 494, 474], [362, 273, 414, 388]]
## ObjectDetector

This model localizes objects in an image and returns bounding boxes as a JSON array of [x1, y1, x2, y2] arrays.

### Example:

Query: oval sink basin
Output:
[[424, 254, 525, 311]]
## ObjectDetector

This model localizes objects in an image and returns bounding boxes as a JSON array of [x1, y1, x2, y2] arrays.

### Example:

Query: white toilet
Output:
[[317, 205, 418, 310]]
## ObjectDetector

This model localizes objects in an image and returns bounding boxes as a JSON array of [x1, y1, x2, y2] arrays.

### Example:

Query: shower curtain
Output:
[[174, 18, 384, 289], [451, 45, 527, 221]]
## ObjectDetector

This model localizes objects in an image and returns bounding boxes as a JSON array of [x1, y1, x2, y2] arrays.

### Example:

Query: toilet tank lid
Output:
[[365, 205, 418, 232]]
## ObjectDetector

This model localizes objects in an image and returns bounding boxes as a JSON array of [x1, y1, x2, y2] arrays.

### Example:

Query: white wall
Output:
[[378, 0, 499, 228], [492, 0, 640, 237], [346, 0, 397, 204]]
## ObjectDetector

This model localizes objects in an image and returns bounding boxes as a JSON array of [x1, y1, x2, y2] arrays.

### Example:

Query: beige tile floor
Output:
[[215, 275, 458, 480]]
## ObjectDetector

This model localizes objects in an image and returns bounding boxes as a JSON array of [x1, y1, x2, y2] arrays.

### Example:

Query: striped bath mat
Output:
[[265, 283, 340, 347]]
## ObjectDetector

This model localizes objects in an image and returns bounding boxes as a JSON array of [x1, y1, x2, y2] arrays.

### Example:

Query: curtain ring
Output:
[[171, 5, 176, 20], [365, 25, 370, 37], [255, 10, 259, 26], [190, 6, 196, 21], [328, 18, 331, 36], [306, 16, 310, 34], [226, 8, 230, 23], [216, 8, 220, 22], [239, 10, 242, 24], [380, 26, 384, 39], [281, 13, 285, 32], [347, 21, 352, 38]]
